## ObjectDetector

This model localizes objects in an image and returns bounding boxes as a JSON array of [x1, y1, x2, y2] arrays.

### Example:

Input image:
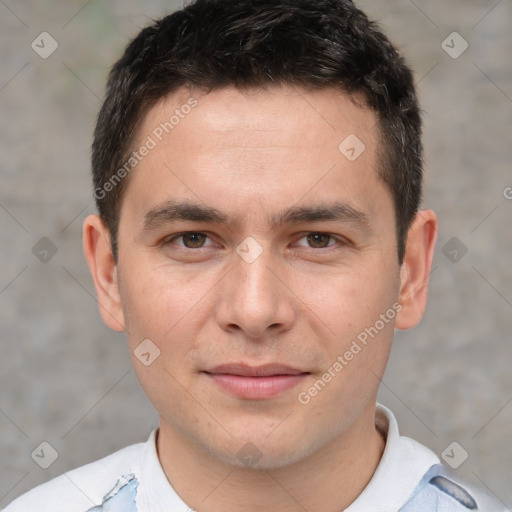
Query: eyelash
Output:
[[163, 232, 347, 250]]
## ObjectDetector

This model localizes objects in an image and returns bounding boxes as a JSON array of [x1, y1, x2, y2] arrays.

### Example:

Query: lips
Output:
[[203, 363, 310, 399], [206, 363, 307, 377]]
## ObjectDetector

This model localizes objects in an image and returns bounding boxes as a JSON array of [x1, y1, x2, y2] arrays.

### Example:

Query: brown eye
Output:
[[306, 233, 334, 248], [170, 232, 208, 248]]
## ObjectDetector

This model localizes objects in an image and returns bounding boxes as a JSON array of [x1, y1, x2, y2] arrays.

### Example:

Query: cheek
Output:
[[303, 262, 400, 385], [119, 260, 220, 402], [120, 265, 202, 414], [301, 263, 397, 330], [120, 259, 207, 342]]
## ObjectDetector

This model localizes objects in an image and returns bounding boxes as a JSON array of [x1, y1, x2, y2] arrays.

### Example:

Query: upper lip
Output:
[[205, 363, 309, 377]]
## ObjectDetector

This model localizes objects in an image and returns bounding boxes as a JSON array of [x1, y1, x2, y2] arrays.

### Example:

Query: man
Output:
[[4, 0, 506, 510]]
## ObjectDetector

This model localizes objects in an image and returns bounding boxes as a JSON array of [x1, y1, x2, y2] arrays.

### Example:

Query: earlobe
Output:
[[395, 210, 438, 331], [82, 214, 126, 332]]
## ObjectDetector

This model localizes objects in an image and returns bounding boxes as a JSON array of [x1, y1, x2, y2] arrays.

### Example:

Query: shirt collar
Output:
[[134, 428, 191, 512], [134, 404, 439, 512], [344, 403, 440, 512]]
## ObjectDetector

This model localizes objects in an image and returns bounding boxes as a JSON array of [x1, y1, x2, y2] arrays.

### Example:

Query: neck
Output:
[[157, 404, 386, 512]]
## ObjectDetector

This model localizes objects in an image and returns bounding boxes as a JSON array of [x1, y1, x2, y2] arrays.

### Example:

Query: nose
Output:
[[214, 247, 296, 340]]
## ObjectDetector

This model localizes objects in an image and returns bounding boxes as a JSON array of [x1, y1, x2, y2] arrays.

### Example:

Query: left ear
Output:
[[395, 210, 438, 330]]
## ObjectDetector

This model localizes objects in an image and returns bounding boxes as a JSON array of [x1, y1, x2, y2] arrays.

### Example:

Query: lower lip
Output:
[[205, 373, 309, 399]]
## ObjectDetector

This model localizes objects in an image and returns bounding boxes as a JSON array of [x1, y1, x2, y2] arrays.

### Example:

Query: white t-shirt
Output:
[[3, 404, 506, 511]]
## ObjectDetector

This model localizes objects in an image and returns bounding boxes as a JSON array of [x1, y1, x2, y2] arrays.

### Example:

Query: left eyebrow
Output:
[[269, 202, 370, 231], [142, 199, 371, 232]]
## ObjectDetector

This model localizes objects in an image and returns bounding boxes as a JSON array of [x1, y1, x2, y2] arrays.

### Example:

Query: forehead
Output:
[[143, 85, 377, 151], [121, 85, 389, 228]]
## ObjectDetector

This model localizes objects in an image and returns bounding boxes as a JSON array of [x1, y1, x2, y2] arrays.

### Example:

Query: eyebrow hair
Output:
[[271, 202, 369, 230], [142, 199, 370, 232]]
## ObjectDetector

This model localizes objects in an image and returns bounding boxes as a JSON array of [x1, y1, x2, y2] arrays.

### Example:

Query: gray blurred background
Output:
[[0, 0, 511, 507]]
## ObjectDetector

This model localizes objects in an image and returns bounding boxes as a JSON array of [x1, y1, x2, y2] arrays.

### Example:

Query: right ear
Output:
[[82, 214, 125, 332]]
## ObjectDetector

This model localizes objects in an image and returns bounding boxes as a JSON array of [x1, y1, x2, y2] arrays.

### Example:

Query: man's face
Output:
[[115, 85, 402, 468]]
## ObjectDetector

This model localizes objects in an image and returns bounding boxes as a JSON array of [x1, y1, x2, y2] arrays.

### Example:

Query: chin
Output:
[[197, 426, 319, 471], [214, 441, 310, 471]]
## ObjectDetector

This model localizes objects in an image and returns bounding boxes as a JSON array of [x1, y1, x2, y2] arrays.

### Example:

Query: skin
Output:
[[83, 85, 437, 511]]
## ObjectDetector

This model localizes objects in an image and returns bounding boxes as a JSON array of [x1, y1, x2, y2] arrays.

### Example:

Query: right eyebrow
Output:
[[142, 201, 230, 231]]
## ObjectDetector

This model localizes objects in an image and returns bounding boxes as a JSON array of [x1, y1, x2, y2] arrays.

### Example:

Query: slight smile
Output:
[[203, 363, 311, 399]]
